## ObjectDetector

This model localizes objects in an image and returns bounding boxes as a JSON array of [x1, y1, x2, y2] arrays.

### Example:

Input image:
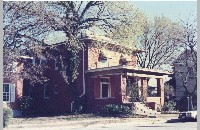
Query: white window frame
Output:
[[3, 83, 15, 103], [55, 56, 59, 70], [44, 84, 49, 99], [3, 83, 10, 103], [100, 77, 111, 98]]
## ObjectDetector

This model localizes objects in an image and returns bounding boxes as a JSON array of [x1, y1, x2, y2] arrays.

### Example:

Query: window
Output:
[[44, 84, 49, 98], [3, 84, 10, 102], [54, 85, 58, 94], [99, 60, 108, 68], [32, 57, 36, 65], [100, 78, 111, 98], [3, 83, 15, 103], [40, 55, 47, 65], [23, 85, 33, 98], [55, 56, 59, 70]]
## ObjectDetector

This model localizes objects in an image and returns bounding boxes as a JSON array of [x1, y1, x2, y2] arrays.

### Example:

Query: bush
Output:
[[100, 104, 131, 116], [20, 96, 33, 116], [162, 101, 176, 111], [3, 103, 13, 128]]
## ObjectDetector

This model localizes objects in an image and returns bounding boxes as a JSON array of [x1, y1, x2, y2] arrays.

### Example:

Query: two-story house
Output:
[[3, 32, 171, 116], [172, 49, 197, 110]]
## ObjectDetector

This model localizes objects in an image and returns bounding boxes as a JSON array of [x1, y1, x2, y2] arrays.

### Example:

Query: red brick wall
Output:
[[87, 44, 137, 70], [85, 74, 123, 113], [141, 78, 148, 101], [21, 50, 85, 114], [25, 69, 74, 114]]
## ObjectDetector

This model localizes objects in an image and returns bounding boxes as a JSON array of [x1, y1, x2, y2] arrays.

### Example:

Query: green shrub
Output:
[[100, 104, 131, 115], [3, 103, 13, 128], [162, 101, 176, 111], [20, 96, 33, 116]]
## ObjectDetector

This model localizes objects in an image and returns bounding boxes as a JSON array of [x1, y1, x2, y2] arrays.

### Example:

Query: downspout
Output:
[[81, 48, 86, 96], [71, 49, 86, 112]]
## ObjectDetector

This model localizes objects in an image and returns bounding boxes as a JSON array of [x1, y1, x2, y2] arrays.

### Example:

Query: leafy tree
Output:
[[136, 16, 185, 69], [105, 2, 147, 51], [173, 16, 197, 111], [3, 1, 142, 112]]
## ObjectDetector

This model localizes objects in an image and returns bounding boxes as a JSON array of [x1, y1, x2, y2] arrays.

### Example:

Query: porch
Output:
[[85, 66, 171, 113]]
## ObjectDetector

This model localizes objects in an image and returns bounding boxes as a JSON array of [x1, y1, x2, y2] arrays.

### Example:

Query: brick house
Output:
[[3, 33, 171, 116], [3, 61, 24, 117]]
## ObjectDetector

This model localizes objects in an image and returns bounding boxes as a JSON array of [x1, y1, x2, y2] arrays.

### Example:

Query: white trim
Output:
[[18, 56, 33, 59], [127, 73, 164, 79], [100, 77, 111, 98], [95, 97, 115, 99], [86, 65, 172, 75]]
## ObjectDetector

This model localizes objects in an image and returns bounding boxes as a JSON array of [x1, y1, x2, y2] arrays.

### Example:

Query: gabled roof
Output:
[[172, 49, 197, 65]]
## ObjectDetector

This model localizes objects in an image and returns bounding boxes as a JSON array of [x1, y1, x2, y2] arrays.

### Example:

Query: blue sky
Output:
[[132, 1, 197, 22]]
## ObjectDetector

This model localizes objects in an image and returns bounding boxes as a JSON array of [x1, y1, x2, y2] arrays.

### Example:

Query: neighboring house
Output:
[[172, 49, 197, 101], [3, 61, 24, 117], [3, 32, 171, 116]]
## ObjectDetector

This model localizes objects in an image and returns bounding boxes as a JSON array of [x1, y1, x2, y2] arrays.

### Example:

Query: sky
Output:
[[45, 1, 197, 44], [132, 1, 197, 22]]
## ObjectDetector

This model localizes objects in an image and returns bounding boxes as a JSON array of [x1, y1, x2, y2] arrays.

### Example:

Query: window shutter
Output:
[[10, 84, 16, 102]]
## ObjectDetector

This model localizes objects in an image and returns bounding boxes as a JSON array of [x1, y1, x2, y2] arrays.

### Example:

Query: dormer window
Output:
[[99, 50, 107, 61], [119, 54, 128, 65]]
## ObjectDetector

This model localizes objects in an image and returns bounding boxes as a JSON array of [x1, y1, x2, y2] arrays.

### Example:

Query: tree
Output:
[[174, 16, 197, 111], [136, 16, 185, 69], [105, 2, 147, 50], [3, 1, 140, 112], [164, 82, 175, 102]]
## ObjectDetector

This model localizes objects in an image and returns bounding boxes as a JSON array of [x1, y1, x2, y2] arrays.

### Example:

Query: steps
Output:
[[133, 102, 159, 117]]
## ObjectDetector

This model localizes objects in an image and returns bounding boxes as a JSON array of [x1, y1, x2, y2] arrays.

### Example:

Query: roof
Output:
[[172, 49, 197, 65], [79, 30, 145, 53], [86, 65, 172, 76]]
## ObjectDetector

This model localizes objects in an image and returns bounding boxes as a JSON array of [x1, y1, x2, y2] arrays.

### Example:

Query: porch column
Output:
[[157, 78, 164, 106], [140, 77, 148, 101]]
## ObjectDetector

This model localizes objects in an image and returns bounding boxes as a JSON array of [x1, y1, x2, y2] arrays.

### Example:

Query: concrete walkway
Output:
[[4, 114, 180, 130]]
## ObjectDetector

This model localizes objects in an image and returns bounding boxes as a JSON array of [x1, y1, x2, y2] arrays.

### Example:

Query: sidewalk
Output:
[[4, 114, 179, 130]]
